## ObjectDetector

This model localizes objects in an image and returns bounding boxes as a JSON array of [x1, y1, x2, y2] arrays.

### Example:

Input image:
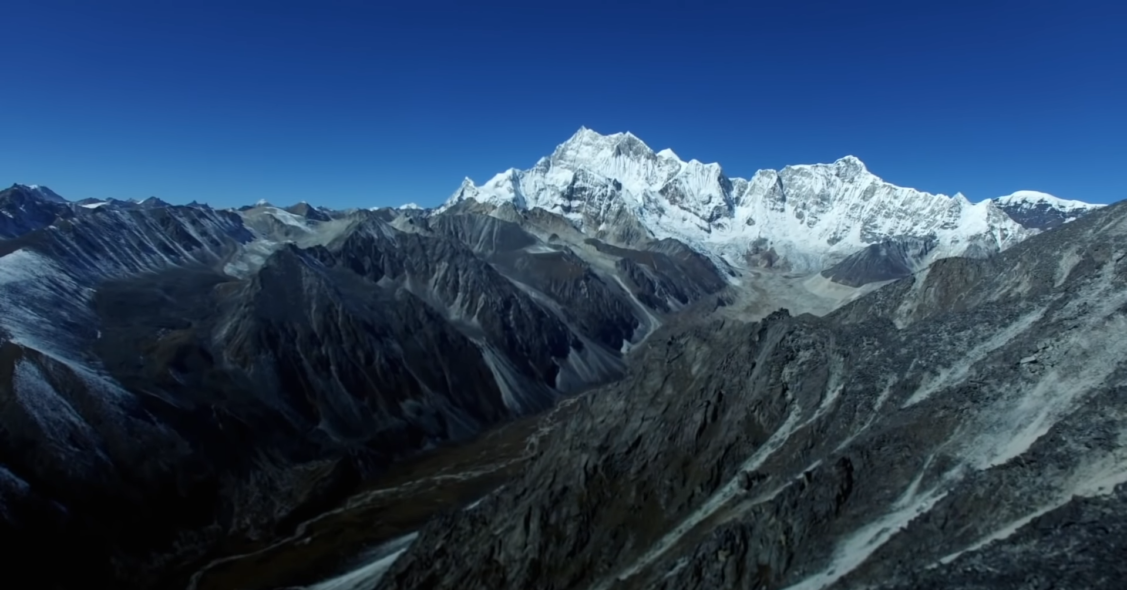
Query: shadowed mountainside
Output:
[[0, 198, 729, 589]]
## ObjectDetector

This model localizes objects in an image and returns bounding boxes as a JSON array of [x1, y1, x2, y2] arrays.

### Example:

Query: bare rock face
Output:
[[376, 200, 1127, 590], [820, 235, 936, 287]]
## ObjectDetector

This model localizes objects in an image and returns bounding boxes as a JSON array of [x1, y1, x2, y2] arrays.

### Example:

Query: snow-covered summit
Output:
[[992, 190, 1103, 230], [440, 128, 1052, 271], [995, 190, 1100, 213]]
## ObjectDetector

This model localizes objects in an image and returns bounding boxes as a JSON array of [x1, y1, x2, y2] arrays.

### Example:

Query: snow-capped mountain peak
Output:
[[440, 129, 1098, 271], [832, 154, 870, 178], [991, 190, 1103, 230], [12, 183, 68, 204], [995, 190, 1098, 212], [438, 129, 1045, 270]]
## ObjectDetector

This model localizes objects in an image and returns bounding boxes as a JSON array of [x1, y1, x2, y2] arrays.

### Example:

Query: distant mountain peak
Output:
[[283, 201, 331, 221], [11, 183, 68, 204], [992, 190, 1103, 230], [137, 196, 171, 208], [996, 190, 1097, 211], [552, 127, 661, 167]]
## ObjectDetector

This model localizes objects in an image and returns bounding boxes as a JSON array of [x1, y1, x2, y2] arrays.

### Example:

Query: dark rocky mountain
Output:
[[819, 236, 937, 287], [0, 183, 75, 238], [283, 202, 333, 222], [0, 188, 729, 589], [374, 198, 1127, 590], [138, 196, 173, 209]]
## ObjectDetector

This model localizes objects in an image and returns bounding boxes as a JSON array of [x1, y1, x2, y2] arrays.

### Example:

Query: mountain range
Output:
[[444, 128, 1100, 272], [0, 129, 1117, 590]]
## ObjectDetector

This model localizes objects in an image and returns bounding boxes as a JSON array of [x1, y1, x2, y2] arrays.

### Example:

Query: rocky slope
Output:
[[375, 198, 1127, 590], [0, 183, 76, 238], [0, 186, 730, 589]]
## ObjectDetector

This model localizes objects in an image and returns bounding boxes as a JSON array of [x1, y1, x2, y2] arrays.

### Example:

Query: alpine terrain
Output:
[[0, 129, 1116, 590]]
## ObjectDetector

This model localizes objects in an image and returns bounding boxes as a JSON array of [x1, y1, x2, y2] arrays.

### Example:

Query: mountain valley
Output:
[[1, 129, 1120, 590]]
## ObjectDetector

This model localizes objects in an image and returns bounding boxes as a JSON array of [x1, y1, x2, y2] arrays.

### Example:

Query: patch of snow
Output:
[[265, 207, 313, 230], [223, 238, 283, 278], [479, 343, 540, 413], [16, 184, 68, 203], [0, 465, 31, 520], [12, 357, 100, 456], [611, 275, 661, 344], [303, 533, 418, 590], [0, 249, 88, 359]]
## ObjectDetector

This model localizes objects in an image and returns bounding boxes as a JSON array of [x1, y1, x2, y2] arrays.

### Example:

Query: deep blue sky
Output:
[[2, 0, 1124, 208]]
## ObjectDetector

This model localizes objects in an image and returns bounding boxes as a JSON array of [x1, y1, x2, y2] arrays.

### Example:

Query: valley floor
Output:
[[183, 395, 585, 590]]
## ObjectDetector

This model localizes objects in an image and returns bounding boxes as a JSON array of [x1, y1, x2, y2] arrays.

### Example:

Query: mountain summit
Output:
[[444, 129, 1055, 271], [11, 183, 68, 204], [993, 190, 1103, 230]]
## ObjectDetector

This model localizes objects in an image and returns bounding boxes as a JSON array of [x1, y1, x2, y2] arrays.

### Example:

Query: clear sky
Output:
[[2, 0, 1124, 208]]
